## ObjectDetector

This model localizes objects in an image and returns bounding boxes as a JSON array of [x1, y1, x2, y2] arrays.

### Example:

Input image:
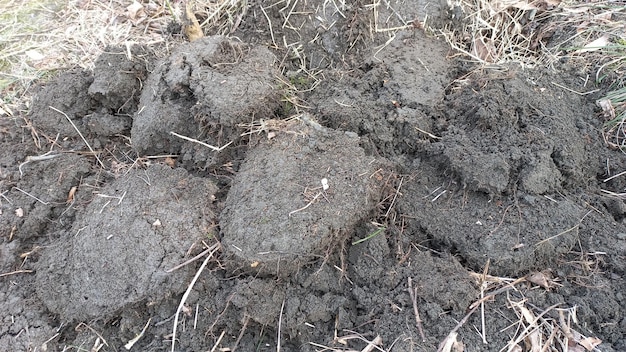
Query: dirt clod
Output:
[[221, 118, 380, 277], [35, 165, 217, 321]]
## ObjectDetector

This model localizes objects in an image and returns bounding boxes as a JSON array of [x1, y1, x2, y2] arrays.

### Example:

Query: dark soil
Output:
[[1, 1, 625, 351]]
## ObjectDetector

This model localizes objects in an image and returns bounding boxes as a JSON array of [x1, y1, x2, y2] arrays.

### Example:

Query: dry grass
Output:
[[435, 0, 626, 154], [461, 269, 602, 352], [436, 0, 625, 67], [0, 0, 251, 117], [0, 0, 175, 117], [190, 0, 248, 35]]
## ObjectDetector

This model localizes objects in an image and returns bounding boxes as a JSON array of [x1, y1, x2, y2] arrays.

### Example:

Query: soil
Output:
[[1, 1, 625, 352]]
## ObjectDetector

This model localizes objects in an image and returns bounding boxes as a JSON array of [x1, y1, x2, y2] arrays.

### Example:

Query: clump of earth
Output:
[[1, 2, 625, 352]]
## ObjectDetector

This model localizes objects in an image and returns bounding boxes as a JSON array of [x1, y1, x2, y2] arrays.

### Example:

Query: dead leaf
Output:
[[164, 157, 176, 167], [566, 343, 586, 352], [597, 99, 615, 120], [526, 271, 554, 289], [576, 35, 609, 53], [126, 1, 144, 20], [578, 336, 602, 350], [25, 50, 45, 61], [439, 332, 458, 352], [15, 208, 24, 218], [452, 339, 465, 352], [525, 329, 542, 352], [183, 2, 204, 42], [472, 35, 496, 63], [519, 304, 536, 324], [67, 186, 77, 204]]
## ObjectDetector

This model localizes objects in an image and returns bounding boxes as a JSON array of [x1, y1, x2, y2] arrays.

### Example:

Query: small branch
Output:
[[13, 187, 49, 205], [170, 131, 232, 151], [166, 243, 220, 273], [385, 176, 403, 218], [288, 192, 322, 217], [124, 318, 151, 350], [277, 299, 285, 352], [0, 269, 33, 278], [415, 126, 441, 140], [408, 277, 426, 342], [437, 304, 479, 352], [171, 243, 221, 352]]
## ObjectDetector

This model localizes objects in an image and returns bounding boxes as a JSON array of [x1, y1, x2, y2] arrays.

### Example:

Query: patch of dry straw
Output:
[[0, 0, 174, 117]]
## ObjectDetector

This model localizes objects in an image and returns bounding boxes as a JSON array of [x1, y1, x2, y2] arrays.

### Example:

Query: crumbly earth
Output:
[[1, 1, 625, 352]]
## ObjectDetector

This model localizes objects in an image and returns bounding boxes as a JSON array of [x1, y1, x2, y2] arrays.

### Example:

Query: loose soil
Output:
[[1, 1, 624, 351]]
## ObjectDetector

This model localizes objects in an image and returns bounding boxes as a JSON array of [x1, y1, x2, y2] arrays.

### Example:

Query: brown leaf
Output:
[[452, 339, 464, 352], [526, 271, 553, 289], [471, 35, 496, 63], [126, 1, 144, 20], [183, 2, 204, 42], [164, 157, 176, 167], [67, 186, 77, 204], [579, 336, 602, 350], [597, 99, 616, 120]]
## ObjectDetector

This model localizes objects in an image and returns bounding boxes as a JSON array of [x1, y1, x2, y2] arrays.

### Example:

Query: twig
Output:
[[194, 303, 199, 330], [603, 169, 626, 182], [209, 330, 226, 352], [507, 302, 561, 348], [75, 322, 109, 347], [277, 299, 285, 352], [49, 106, 105, 169], [170, 131, 232, 151], [352, 227, 385, 246], [408, 277, 426, 342], [415, 127, 441, 140], [0, 269, 33, 278], [260, 5, 277, 48], [13, 187, 49, 205], [551, 82, 600, 96], [207, 293, 233, 336], [339, 330, 385, 351], [231, 315, 249, 352], [0, 190, 12, 205], [437, 304, 479, 352], [468, 277, 526, 310], [535, 223, 580, 247], [19, 151, 60, 178], [124, 318, 151, 350], [171, 243, 220, 352], [480, 260, 489, 344], [166, 243, 220, 273], [385, 176, 403, 218], [288, 192, 322, 217]]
